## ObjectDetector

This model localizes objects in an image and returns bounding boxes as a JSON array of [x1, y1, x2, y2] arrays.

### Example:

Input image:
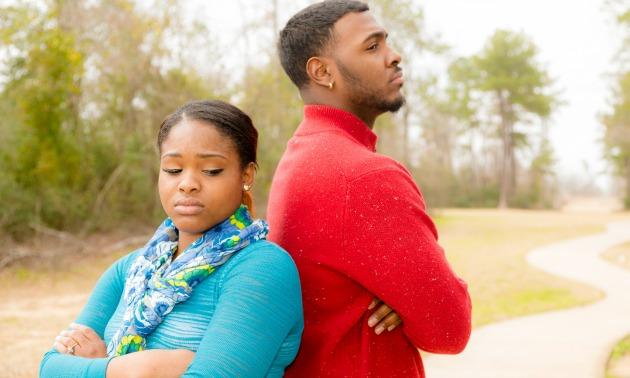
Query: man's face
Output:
[[330, 11, 405, 114]]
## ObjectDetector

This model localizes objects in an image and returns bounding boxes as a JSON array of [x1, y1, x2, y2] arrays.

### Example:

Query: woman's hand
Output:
[[367, 298, 403, 335], [53, 323, 107, 358], [107, 349, 195, 378]]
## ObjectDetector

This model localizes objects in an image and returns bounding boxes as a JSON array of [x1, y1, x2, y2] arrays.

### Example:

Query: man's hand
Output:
[[53, 323, 107, 358], [367, 298, 402, 335]]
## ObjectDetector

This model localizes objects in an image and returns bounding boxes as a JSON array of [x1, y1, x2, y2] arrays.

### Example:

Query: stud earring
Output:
[[328, 82, 334, 90], [243, 184, 252, 191]]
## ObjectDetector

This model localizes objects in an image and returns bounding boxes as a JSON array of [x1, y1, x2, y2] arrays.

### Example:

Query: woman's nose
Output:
[[178, 172, 200, 193]]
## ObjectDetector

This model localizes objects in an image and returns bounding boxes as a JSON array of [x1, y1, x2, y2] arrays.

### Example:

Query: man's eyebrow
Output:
[[161, 152, 181, 158], [362, 30, 388, 44]]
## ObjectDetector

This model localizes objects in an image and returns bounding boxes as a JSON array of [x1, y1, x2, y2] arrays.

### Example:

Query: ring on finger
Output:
[[67, 342, 79, 355]]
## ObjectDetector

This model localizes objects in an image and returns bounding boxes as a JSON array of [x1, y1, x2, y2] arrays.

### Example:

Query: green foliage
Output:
[[602, 2, 630, 209], [0, 0, 225, 238], [602, 71, 630, 208], [1, 1, 86, 236], [473, 30, 556, 120]]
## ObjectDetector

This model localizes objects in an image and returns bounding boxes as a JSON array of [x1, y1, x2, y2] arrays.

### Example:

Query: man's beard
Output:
[[336, 59, 405, 113]]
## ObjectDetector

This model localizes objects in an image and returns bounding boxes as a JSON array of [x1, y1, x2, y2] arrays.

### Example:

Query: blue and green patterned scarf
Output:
[[106, 205, 268, 357]]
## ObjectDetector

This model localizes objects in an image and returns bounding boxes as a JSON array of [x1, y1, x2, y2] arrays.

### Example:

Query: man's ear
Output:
[[306, 56, 334, 89]]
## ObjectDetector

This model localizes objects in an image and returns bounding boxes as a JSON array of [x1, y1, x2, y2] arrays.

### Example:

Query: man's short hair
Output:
[[278, 0, 369, 89]]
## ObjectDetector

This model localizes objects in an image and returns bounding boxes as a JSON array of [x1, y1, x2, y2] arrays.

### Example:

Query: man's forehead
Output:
[[332, 11, 386, 44]]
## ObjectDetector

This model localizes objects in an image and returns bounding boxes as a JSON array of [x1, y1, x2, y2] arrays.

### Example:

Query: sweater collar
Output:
[[302, 105, 378, 152]]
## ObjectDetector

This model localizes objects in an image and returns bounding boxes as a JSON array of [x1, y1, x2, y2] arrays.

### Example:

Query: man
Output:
[[267, 1, 472, 376]]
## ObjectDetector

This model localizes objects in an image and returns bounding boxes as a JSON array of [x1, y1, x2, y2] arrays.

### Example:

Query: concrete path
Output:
[[423, 221, 630, 378]]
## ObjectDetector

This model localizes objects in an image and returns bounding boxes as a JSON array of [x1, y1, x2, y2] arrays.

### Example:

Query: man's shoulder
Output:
[[345, 152, 410, 182]]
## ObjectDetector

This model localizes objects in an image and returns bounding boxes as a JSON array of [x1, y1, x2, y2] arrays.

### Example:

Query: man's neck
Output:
[[302, 94, 377, 129]]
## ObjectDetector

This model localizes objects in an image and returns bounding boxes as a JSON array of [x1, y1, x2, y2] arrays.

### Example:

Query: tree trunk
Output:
[[497, 91, 513, 209]]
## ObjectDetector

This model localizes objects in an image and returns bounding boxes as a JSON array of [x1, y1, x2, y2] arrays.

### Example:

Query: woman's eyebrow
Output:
[[196, 152, 227, 160], [161, 152, 227, 159]]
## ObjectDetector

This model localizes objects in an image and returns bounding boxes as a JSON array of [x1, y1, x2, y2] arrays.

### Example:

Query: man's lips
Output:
[[174, 198, 204, 215], [390, 70, 404, 85]]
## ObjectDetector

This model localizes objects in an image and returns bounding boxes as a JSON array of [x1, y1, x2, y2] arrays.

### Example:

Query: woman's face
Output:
[[158, 118, 254, 239]]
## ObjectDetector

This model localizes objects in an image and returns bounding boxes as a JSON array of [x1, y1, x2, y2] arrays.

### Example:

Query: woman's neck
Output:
[[174, 232, 200, 259]]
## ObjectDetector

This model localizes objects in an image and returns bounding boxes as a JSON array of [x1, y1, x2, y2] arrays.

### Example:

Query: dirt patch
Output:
[[1, 230, 148, 377], [1, 292, 89, 377]]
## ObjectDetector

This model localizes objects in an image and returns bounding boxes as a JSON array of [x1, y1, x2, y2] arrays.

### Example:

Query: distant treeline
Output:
[[0, 0, 627, 240]]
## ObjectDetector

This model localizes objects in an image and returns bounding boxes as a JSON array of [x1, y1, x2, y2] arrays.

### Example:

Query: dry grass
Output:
[[0, 246, 135, 377], [435, 209, 630, 327], [602, 242, 630, 271]]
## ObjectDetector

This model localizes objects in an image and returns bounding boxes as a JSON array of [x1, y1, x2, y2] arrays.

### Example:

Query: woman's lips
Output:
[[174, 198, 204, 215]]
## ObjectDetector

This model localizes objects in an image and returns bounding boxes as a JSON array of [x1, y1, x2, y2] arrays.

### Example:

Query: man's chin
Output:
[[385, 95, 405, 113]]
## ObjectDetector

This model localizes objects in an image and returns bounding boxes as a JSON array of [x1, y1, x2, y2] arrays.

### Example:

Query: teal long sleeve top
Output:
[[39, 240, 304, 377]]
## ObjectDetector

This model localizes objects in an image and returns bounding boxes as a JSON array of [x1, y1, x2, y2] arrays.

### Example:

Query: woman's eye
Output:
[[203, 169, 224, 176], [162, 168, 182, 174]]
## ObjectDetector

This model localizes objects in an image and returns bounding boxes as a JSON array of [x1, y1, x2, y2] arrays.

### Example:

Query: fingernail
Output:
[[368, 302, 375, 310], [368, 316, 377, 327], [375, 325, 384, 335], [387, 325, 395, 332]]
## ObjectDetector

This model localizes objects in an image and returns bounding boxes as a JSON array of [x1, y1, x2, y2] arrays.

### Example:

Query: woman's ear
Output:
[[242, 162, 256, 189], [306, 56, 334, 89]]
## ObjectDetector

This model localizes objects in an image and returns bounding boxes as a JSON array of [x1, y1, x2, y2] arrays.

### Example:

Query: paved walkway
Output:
[[423, 221, 630, 378]]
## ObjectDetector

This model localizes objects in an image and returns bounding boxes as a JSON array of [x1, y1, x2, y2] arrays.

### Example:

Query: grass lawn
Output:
[[607, 334, 630, 378], [602, 242, 630, 378], [602, 241, 630, 271], [434, 209, 629, 327]]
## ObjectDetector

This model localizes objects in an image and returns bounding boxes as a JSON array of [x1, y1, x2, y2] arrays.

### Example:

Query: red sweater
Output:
[[267, 105, 471, 377]]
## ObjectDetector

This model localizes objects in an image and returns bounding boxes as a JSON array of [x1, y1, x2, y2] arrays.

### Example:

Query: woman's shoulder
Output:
[[239, 239, 295, 263], [224, 240, 299, 280], [107, 248, 143, 276]]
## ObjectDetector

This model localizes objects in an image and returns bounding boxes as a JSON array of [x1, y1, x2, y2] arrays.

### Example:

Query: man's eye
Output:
[[162, 168, 182, 174], [367, 43, 378, 51], [203, 169, 224, 176]]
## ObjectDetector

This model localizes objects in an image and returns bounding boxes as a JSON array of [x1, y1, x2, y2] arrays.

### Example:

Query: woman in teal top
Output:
[[39, 100, 303, 377]]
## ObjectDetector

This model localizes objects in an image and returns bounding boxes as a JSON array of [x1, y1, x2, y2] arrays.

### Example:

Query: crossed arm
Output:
[[336, 167, 472, 353], [40, 252, 193, 378], [52, 323, 194, 378]]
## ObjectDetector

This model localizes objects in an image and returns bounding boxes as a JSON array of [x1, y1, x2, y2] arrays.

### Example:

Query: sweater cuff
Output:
[[86, 356, 114, 377]]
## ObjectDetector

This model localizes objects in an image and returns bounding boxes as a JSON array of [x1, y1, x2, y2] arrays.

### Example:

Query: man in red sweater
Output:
[[267, 1, 472, 376]]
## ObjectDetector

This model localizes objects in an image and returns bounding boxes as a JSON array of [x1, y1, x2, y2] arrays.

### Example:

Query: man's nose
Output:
[[388, 46, 402, 67]]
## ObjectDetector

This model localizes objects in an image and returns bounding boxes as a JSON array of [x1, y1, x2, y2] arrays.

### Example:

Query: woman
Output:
[[39, 100, 304, 377]]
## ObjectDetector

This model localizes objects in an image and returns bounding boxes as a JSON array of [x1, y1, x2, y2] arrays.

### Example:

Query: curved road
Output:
[[423, 221, 630, 378]]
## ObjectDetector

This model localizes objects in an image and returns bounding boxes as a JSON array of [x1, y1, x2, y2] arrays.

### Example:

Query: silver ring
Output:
[[67, 343, 78, 355]]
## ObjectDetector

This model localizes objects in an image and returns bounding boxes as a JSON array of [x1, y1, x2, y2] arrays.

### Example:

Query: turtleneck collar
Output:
[[301, 105, 378, 152]]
